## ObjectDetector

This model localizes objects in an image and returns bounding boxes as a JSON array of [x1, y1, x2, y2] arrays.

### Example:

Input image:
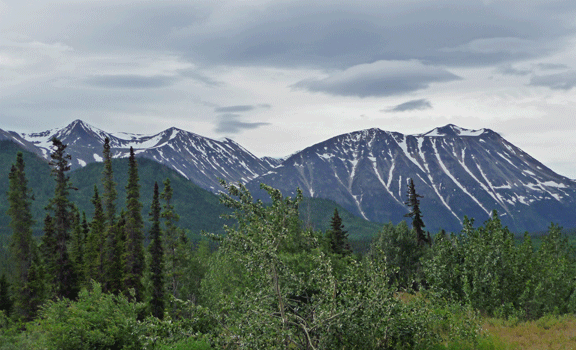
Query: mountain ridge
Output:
[[247, 125, 576, 233], [2, 120, 274, 192], [2, 120, 575, 233]]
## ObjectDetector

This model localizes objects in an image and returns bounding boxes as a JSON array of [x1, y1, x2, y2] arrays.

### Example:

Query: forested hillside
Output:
[[0, 140, 380, 243]]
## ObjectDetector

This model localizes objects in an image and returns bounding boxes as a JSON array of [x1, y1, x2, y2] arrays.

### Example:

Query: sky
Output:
[[1, 0, 576, 178]]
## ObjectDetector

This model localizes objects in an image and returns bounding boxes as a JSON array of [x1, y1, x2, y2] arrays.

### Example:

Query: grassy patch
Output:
[[482, 314, 576, 350]]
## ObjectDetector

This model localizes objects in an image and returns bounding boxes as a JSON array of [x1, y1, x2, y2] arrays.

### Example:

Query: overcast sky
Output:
[[1, 0, 576, 178]]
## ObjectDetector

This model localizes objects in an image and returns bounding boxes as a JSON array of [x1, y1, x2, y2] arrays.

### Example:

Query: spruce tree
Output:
[[85, 186, 106, 285], [160, 178, 186, 299], [102, 137, 117, 226], [0, 274, 12, 317], [326, 208, 352, 256], [46, 137, 79, 300], [70, 209, 84, 285], [103, 211, 125, 294], [123, 147, 145, 301], [40, 214, 57, 289], [404, 178, 429, 246], [149, 182, 165, 319], [7, 152, 36, 320]]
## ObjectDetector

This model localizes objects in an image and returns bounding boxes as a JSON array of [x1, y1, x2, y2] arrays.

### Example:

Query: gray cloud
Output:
[[12, 1, 576, 70], [384, 99, 433, 112], [85, 75, 178, 89], [529, 71, 576, 90], [498, 64, 532, 76], [178, 70, 223, 87], [215, 105, 255, 113], [214, 113, 270, 134], [536, 63, 569, 70], [499, 62, 570, 76], [292, 60, 461, 97]]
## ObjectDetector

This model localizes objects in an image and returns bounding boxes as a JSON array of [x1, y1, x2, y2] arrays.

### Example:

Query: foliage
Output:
[[424, 212, 576, 319], [149, 182, 165, 319], [370, 221, 427, 289], [46, 137, 79, 300], [202, 181, 476, 349], [27, 282, 143, 350], [6, 152, 38, 320], [405, 178, 430, 246], [123, 147, 145, 302], [85, 185, 106, 285], [324, 208, 352, 256], [101, 137, 117, 226]]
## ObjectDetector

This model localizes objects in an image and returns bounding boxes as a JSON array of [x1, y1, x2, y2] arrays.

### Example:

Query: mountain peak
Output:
[[67, 119, 90, 130], [421, 124, 486, 137]]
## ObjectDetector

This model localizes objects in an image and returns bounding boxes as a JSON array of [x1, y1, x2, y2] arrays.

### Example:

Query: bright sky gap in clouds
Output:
[[0, 0, 575, 178]]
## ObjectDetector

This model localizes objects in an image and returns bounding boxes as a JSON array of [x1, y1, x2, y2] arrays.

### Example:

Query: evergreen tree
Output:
[[160, 178, 187, 300], [25, 249, 45, 319], [149, 182, 164, 319], [123, 147, 145, 301], [6, 152, 36, 320], [102, 137, 117, 226], [103, 210, 126, 294], [0, 274, 12, 317], [70, 209, 85, 285], [325, 208, 351, 256], [404, 178, 429, 246], [46, 137, 79, 300], [85, 186, 106, 285], [41, 214, 56, 293]]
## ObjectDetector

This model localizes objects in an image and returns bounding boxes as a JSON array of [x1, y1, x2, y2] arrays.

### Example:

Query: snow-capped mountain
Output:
[[0, 120, 274, 192], [2, 120, 575, 232], [247, 125, 576, 233]]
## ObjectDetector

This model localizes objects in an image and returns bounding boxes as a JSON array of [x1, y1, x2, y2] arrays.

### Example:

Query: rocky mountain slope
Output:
[[0, 120, 273, 192], [247, 125, 576, 233], [2, 120, 574, 233]]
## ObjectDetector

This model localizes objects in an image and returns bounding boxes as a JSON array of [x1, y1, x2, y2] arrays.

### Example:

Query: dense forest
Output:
[[0, 138, 575, 349]]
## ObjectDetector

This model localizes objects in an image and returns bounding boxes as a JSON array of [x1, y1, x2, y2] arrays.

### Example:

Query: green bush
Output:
[[28, 282, 143, 350]]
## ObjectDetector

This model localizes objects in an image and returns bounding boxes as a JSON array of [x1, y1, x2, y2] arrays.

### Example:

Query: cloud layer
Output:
[[292, 61, 461, 97], [385, 99, 433, 112], [1, 0, 576, 177]]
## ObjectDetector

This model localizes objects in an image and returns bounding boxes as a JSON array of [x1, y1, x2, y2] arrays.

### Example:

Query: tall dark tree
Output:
[[325, 208, 352, 256], [70, 209, 85, 285], [0, 274, 12, 317], [100, 137, 121, 293], [85, 186, 106, 285], [103, 211, 126, 294], [102, 137, 117, 226], [160, 178, 187, 300], [149, 182, 165, 319], [46, 137, 79, 300], [123, 147, 145, 301], [404, 178, 429, 246], [7, 152, 37, 319], [40, 214, 57, 289]]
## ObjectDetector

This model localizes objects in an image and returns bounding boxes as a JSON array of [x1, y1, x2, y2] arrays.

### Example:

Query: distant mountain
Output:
[[0, 120, 274, 192], [0, 140, 380, 242], [0, 140, 231, 237], [3, 120, 576, 233], [248, 125, 576, 233]]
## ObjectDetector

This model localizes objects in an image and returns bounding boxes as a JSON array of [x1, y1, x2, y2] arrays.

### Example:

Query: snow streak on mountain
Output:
[[248, 125, 576, 233], [1, 120, 575, 232], [1, 120, 274, 192]]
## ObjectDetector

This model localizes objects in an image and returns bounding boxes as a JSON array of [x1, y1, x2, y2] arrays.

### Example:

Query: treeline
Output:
[[4, 138, 206, 322], [0, 138, 575, 349]]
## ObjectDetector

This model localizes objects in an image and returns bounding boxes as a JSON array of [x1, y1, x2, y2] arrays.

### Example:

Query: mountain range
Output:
[[1, 120, 575, 233]]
